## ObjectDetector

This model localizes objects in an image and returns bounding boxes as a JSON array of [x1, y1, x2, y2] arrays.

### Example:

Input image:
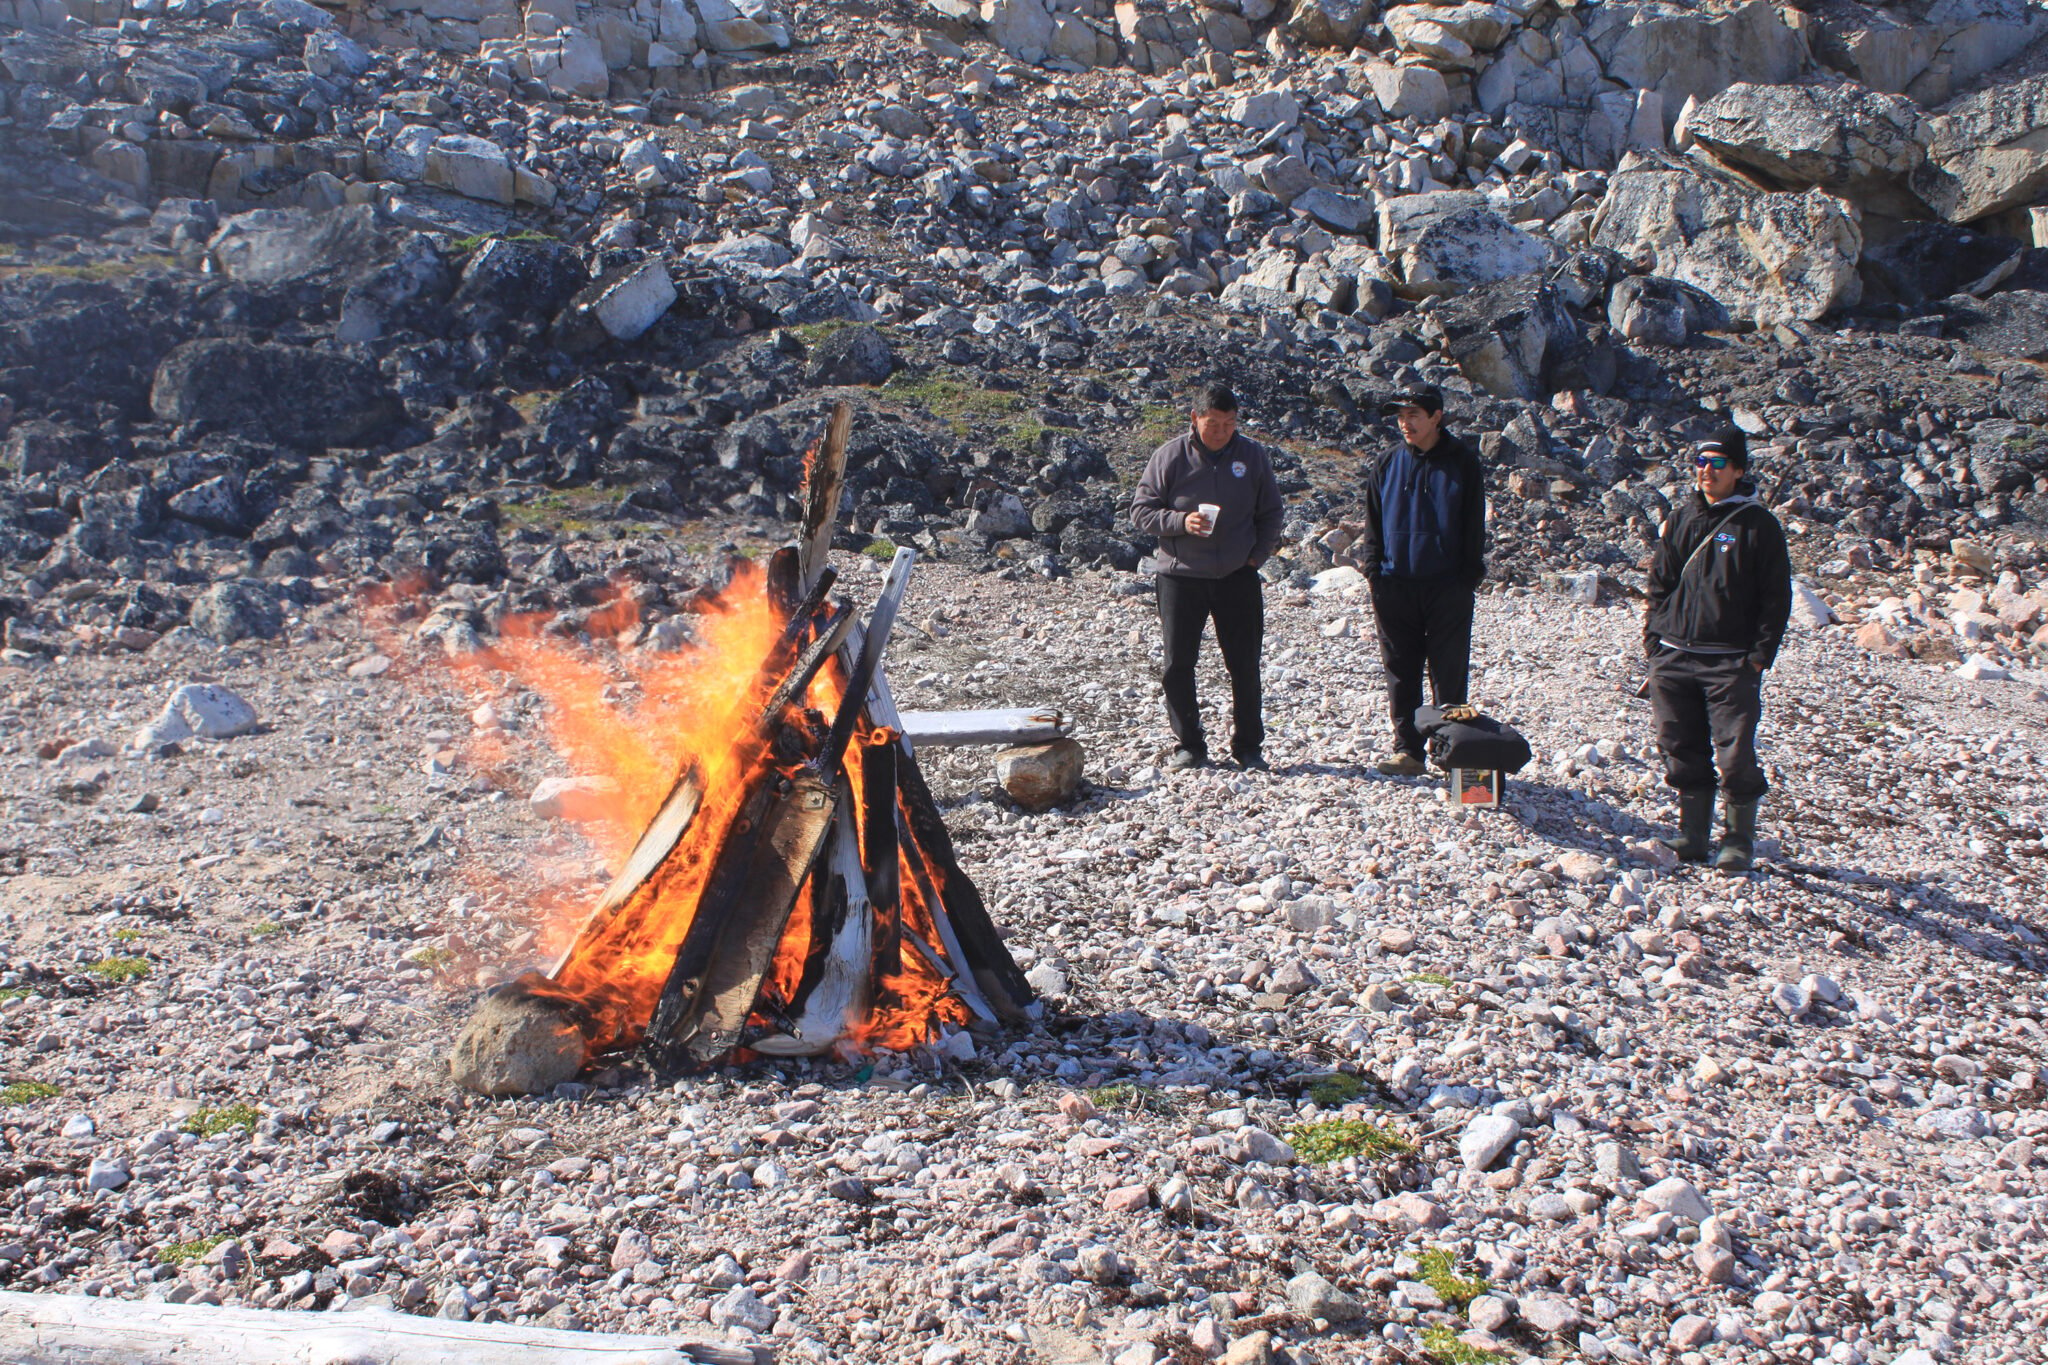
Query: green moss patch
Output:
[[183, 1103, 260, 1137], [1286, 1118, 1412, 1165], [1417, 1247, 1490, 1311]]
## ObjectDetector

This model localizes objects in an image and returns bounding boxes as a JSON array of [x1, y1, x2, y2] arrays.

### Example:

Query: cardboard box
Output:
[[1450, 767, 1503, 807]]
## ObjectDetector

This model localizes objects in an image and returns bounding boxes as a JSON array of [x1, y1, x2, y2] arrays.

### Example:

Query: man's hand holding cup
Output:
[[1186, 503, 1221, 538]]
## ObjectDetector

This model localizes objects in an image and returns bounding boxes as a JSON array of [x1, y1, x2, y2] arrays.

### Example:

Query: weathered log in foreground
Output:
[[0, 1290, 768, 1365]]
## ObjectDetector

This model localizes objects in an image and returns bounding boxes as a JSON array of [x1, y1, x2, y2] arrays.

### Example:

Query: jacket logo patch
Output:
[[1714, 531, 1736, 551], [1230, 461, 1246, 478]]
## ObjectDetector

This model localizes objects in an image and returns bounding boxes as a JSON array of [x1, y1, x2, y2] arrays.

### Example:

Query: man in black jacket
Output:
[[1130, 384, 1285, 771], [1354, 386, 1487, 776], [1643, 428, 1793, 873]]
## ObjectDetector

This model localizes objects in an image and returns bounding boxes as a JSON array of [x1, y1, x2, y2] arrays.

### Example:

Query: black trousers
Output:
[[1157, 568, 1264, 758], [1648, 649, 1767, 799], [1369, 576, 1475, 759]]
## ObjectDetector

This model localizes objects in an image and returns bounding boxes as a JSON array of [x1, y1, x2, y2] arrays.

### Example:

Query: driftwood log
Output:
[[895, 708, 1071, 749], [0, 1290, 768, 1365]]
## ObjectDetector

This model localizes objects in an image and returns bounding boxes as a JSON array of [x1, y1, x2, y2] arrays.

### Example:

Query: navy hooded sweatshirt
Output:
[[1355, 432, 1487, 584]]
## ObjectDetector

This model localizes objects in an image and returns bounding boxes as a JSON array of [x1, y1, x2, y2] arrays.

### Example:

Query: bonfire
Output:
[[447, 405, 1032, 1094]]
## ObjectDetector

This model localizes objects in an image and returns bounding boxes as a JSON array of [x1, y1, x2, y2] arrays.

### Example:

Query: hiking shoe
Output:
[[1376, 752, 1427, 777], [1233, 751, 1270, 772], [1165, 747, 1208, 771]]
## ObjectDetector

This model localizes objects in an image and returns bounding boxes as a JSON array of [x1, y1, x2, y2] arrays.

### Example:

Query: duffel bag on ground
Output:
[[1414, 704, 1533, 774]]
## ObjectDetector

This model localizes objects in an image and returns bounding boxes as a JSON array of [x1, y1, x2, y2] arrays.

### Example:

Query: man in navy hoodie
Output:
[[1354, 386, 1487, 776], [1643, 428, 1792, 873]]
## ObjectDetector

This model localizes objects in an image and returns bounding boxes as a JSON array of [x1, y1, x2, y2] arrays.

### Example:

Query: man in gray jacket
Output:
[[1129, 385, 1285, 770]]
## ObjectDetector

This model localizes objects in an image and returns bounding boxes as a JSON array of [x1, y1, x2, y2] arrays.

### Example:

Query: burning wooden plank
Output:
[[746, 795, 871, 1058], [856, 659, 1035, 1017], [547, 579, 848, 975], [895, 756, 1034, 1017], [653, 766, 839, 1066], [642, 549, 917, 1068], [860, 738, 901, 979], [797, 402, 851, 595]]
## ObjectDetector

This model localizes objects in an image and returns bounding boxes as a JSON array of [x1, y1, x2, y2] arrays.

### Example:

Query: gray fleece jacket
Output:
[[1129, 429, 1285, 578]]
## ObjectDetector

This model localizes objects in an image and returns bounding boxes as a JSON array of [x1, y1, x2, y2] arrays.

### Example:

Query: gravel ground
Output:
[[2, 547, 2045, 1365]]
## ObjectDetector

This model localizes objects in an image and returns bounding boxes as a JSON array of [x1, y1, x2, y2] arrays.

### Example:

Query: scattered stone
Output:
[[1285, 1271, 1365, 1323], [446, 988, 588, 1097], [530, 776, 622, 821], [1520, 1294, 1583, 1337], [1459, 1114, 1521, 1172], [132, 683, 260, 750], [994, 739, 1085, 812], [1641, 1177, 1712, 1222]]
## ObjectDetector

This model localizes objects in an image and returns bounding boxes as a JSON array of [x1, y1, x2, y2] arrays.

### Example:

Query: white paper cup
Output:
[[1196, 503, 1221, 536]]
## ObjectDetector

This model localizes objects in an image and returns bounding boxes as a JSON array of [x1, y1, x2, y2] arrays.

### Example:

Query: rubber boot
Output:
[[1715, 798, 1760, 874], [1658, 790, 1715, 864]]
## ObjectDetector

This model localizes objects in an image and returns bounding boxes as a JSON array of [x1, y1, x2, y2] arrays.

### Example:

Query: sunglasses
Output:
[[1693, 454, 1734, 470]]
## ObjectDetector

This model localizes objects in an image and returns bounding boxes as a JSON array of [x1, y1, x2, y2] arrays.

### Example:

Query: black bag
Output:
[[1414, 705, 1532, 774]]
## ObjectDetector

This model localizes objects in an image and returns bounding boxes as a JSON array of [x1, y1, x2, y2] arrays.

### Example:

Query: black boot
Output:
[[1715, 798, 1760, 874], [1658, 790, 1714, 863]]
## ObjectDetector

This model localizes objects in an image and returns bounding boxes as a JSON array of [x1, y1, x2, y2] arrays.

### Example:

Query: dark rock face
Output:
[[149, 340, 401, 449], [1860, 224, 2023, 308], [0, 284, 181, 420], [1941, 291, 2048, 361], [1429, 279, 1591, 400], [3, 419, 104, 475], [455, 237, 589, 321], [803, 324, 895, 386], [208, 204, 391, 285], [1607, 275, 1728, 348], [165, 473, 251, 534], [188, 580, 283, 643]]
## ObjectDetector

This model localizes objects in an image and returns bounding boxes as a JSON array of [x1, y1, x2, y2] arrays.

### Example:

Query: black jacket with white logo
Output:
[[1644, 486, 1793, 670]]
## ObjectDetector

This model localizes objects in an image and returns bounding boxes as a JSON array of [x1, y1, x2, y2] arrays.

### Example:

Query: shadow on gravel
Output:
[[1500, 781, 2046, 977], [1758, 859, 2046, 975], [1502, 779, 1665, 854]]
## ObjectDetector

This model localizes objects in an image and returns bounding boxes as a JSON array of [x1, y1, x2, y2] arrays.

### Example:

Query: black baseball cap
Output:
[[1380, 385, 1443, 416], [1697, 426, 1749, 466]]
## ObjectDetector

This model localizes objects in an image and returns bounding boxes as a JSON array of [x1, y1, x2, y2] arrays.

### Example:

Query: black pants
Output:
[[1648, 649, 1767, 799], [1369, 576, 1475, 759], [1157, 568, 1264, 758]]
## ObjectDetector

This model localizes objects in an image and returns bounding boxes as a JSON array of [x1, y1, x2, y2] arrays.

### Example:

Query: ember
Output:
[[449, 405, 1031, 1094]]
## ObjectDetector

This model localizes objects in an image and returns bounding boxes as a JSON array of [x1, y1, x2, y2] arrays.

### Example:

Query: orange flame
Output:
[[416, 558, 973, 1060]]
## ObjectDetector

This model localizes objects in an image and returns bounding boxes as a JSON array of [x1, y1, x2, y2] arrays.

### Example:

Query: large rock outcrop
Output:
[[149, 340, 403, 449], [1476, 0, 1806, 168], [207, 205, 392, 285], [1913, 70, 2048, 224], [1424, 278, 1588, 399], [1683, 81, 1931, 218], [1591, 153, 1863, 326], [1809, 0, 2048, 106], [1377, 190, 1553, 298], [1584, 0, 1810, 135]]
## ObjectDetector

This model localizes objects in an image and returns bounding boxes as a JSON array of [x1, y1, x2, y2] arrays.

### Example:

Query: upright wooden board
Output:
[[797, 402, 852, 596]]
